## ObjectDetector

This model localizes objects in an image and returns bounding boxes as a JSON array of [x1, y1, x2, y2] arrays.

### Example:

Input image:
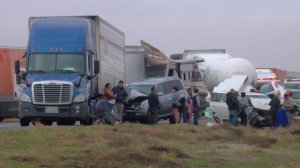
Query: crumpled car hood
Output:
[[125, 89, 148, 104], [250, 98, 271, 111]]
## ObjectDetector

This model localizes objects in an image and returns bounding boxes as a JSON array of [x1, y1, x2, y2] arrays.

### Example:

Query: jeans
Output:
[[182, 111, 189, 123], [116, 103, 124, 121], [193, 107, 200, 125], [229, 110, 237, 126], [148, 107, 158, 125]]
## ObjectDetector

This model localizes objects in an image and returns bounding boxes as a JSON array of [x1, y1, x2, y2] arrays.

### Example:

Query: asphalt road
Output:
[[0, 118, 209, 131]]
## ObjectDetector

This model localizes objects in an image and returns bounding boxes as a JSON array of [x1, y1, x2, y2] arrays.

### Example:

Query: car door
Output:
[[210, 93, 229, 120], [156, 83, 168, 116], [160, 81, 175, 116]]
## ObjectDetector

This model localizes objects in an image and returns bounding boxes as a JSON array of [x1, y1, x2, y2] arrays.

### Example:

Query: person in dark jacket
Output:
[[269, 92, 282, 126], [112, 80, 128, 122], [226, 89, 240, 126], [192, 88, 201, 125], [148, 87, 160, 124], [239, 92, 248, 126]]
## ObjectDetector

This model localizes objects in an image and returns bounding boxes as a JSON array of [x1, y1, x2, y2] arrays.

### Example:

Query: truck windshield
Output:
[[28, 53, 85, 73]]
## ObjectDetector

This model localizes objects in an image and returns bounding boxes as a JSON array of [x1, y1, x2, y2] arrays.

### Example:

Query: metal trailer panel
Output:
[[98, 18, 125, 93], [0, 47, 25, 118], [125, 46, 145, 84], [0, 48, 25, 99]]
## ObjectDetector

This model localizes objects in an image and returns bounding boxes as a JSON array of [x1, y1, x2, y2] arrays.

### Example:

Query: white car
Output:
[[210, 92, 271, 121]]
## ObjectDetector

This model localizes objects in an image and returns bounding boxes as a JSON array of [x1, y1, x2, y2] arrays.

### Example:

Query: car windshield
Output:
[[28, 53, 85, 74], [259, 83, 275, 94], [126, 84, 155, 95], [284, 83, 300, 90], [292, 92, 300, 99]]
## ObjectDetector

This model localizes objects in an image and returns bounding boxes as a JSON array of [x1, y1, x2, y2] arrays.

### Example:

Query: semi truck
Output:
[[0, 47, 25, 121], [15, 16, 125, 126]]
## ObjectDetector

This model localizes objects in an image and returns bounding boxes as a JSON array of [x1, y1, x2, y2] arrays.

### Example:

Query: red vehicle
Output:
[[0, 47, 25, 121]]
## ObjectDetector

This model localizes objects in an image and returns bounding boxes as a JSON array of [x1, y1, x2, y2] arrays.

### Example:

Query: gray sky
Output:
[[1, 0, 300, 71]]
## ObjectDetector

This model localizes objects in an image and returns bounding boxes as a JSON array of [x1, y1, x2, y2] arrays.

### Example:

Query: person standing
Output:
[[171, 87, 181, 124], [283, 93, 294, 125], [192, 88, 201, 125], [112, 80, 128, 122], [226, 89, 240, 126], [199, 92, 208, 120], [104, 83, 118, 124], [269, 92, 281, 126], [239, 92, 248, 126], [148, 87, 160, 125]]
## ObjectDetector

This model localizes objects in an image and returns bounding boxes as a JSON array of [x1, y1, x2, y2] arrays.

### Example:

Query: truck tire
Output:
[[20, 118, 30, 126], [80, 105, 92, 125], [57, 119, 76, 126], [41, 120, 52, 126], [80, 117, 92, 125]]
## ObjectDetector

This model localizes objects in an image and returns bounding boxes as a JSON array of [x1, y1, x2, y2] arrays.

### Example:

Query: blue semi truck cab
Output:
[[15, 16, 125, 126]]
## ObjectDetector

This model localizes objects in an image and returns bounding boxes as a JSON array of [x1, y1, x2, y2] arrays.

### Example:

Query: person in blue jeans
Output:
[[226, 89, 240, 126], [192, 88, 201, 125]]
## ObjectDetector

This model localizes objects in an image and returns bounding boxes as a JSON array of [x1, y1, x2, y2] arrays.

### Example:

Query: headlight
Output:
[[131, 103, 144, 110], [73, 93, 85, 103], [20, 93, 31, 102]]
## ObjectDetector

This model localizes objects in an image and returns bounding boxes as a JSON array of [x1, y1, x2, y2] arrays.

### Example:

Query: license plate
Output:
[[45, 106, 59, 113]]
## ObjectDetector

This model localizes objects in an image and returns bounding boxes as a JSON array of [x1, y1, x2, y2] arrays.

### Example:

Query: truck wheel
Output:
[[41, 120, 52, 126], [57, 120, 76, 126], [65, 120, 76, 126], [80, 105, 92, 125], [80, 118, 92, 125], [20, 118, 30, 126]]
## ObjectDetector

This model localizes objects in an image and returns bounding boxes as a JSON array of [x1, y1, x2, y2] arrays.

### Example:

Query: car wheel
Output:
[[169, 113, 181, 124], [20, 118, 30, 126]]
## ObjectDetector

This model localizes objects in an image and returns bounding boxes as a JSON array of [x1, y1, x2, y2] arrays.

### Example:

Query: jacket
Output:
[[226, 93, 239, 111], [112, 86, 128, 103], [148, 92, 160, 109]]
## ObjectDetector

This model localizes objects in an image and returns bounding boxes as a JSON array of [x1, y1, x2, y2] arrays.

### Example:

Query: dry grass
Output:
[[0, 123, 299, 168]]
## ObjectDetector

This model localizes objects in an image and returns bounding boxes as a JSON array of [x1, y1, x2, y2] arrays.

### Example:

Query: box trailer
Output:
[[0, 47, 25, 121]]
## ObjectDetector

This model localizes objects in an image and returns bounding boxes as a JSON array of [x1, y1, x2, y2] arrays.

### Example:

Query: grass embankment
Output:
[[0, 123, 300, 168]]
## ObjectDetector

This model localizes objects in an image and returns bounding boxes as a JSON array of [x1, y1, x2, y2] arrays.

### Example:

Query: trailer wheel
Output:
[[20, 118, 30, 126]]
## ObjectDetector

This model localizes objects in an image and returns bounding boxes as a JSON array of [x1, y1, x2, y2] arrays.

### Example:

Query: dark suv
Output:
[[124, 77, 188, 123]]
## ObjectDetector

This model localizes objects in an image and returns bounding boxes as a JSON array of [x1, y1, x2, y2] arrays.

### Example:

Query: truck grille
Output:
[[32, 81, 73, 105]]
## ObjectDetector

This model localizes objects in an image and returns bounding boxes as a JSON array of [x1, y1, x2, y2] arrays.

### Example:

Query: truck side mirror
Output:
[[94, 60, 99, 74], [15, 60, 20, 74], [16, 74, 21, 85]]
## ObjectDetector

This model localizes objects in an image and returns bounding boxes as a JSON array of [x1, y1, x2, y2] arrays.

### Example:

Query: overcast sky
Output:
[[1, 0, 300, 71]]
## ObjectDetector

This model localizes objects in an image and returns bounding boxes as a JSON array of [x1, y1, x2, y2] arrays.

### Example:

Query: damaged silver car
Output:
[[123, 77, 188, 124]]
